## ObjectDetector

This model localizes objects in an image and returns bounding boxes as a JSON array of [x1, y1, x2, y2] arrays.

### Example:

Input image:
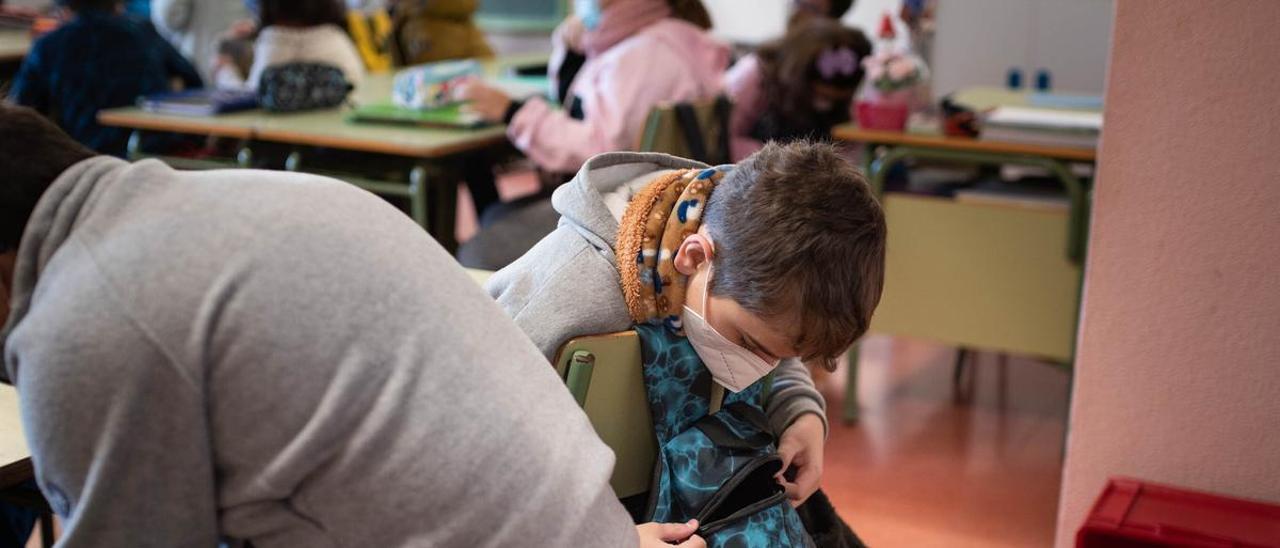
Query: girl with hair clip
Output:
[[723, 18, 872, 161], [455, 0, 726, 175]]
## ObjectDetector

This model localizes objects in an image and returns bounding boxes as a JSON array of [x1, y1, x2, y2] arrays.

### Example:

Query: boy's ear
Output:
[[674, 232, 715, 276]]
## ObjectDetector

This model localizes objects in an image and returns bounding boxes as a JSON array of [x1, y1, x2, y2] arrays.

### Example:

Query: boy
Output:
[[7, 0, 202, 157], [487, 142, 887, 508], [0, 104, 703, 548]]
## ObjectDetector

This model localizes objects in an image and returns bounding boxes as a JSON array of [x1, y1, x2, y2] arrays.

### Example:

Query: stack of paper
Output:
[[982, 106, 1102, 149]]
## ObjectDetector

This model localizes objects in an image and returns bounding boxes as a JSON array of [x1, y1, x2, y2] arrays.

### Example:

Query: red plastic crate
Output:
[[1078, 478, 1280, 547]]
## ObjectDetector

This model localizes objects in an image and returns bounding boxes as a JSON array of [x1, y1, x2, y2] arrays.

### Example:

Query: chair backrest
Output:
[[553, 331, 656, 499], [637, 95, 733, 165]]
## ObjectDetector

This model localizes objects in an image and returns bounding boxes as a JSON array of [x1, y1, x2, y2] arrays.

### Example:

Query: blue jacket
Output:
[[8, 11, 201, 157]]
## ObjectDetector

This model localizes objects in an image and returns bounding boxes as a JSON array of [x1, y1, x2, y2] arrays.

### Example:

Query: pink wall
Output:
[[1054, 1, 1280, 546]]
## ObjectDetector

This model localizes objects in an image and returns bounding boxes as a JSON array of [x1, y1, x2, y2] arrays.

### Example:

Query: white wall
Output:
[[701, 0, 911, 49], [1054, 1, 1280, 545], [932, 0, 1113, 95], [702, 0, 1113, 94]]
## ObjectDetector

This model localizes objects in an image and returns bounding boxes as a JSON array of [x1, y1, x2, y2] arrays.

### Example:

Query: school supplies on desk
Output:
[[982, 106, 1102, 148], [392, 59, 483, 110], [348, 103, 486, 129], [138, 89, 259, 117], [1027, 92, 1103, 111]]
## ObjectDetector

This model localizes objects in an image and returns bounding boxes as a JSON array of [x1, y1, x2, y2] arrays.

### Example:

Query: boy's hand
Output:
[[777, 412, 825, 507], [455, 79, 513, 123], [637, 520, 705, 547]]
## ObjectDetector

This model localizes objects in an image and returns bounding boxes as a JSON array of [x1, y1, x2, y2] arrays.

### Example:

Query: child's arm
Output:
[[507, 43, 700, 174], [146, 20, 203, 89], [766, 358, 827, 437], [7, 45, 50, 114]]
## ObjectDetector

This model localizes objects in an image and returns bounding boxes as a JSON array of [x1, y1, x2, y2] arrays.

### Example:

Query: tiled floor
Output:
[[818, 335, 1071, 547]]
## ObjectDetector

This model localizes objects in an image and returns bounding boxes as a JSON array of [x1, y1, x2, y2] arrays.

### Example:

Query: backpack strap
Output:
[[674, 102, 710, 163], [713, 95, 733, 165]]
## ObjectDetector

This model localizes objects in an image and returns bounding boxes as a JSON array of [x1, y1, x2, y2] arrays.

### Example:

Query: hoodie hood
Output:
[[551, 152, 711, 266], [2, 156, 122, 383]]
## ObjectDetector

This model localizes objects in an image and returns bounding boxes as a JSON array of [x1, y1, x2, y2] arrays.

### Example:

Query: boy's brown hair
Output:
[[0, 104, 96, 254], [703, 141, 886, 370]]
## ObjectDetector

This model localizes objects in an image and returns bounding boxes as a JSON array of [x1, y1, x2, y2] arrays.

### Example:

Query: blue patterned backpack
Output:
[[636, 324, 814, 548]]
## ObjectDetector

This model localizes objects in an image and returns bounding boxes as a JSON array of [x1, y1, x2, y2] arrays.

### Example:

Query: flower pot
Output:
[[856, 100, 910, 131]]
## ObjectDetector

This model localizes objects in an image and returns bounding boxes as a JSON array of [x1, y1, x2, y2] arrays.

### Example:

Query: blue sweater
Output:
[[8, 11, 201, 157]]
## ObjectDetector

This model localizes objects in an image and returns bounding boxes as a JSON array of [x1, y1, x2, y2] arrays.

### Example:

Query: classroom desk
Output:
[[834, 88, 1097, 421], [0, 386, 29, 489], [0, 29, 30, 63], [98, 54, 547, 252], [0, 384, 52, 545]]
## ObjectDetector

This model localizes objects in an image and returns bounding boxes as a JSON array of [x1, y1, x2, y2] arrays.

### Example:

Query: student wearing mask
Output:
[[487, 141, 886, 540], [456, 0, 726, 175]]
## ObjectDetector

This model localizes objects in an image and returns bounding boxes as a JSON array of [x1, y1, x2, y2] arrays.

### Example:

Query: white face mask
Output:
[[682, 263, 781, 393]]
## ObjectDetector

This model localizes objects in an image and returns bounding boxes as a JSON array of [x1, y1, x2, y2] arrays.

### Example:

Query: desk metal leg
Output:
[[408, 165, 431, 233], [843, 345, 861, 422], [126, 130, 144, 161]]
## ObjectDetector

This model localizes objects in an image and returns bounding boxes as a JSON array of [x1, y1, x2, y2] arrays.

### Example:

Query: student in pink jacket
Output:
[[458, 0, 728, 175]]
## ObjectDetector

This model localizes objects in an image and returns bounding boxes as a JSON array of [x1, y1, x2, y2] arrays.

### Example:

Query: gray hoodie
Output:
[[1, 157, 637, 547], [486, 152, 828, 436]]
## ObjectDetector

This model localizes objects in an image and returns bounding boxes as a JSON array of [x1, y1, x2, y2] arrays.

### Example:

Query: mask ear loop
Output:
[[698, 233, 716, 318]]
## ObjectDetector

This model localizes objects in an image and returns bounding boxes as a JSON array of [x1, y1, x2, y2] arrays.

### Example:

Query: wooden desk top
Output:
[[0, 385, 31, 488], [0, 29, 31, 63], [98, 54, 546, 159], [832, 125, 1097, 162], [834, 86, 1099, 163]]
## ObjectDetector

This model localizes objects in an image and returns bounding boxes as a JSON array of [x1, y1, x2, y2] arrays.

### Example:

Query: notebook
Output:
[[139, 89, 259, 116], [984, 106, 1102, 132], [348, 103, 487, 129]]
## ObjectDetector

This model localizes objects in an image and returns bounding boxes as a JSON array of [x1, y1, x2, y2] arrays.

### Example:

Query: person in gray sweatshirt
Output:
[[0, 104, 705, 547], [486, 143, 887, 510]]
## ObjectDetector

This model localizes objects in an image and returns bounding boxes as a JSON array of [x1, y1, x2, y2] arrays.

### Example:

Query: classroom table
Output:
[[97, 54, 548, 252], [0, 29, 30, 63], [834, 87, 1098, 421], [0, 384, 53, 546], [0, 28, 31, 84], [0, 386, 29, 489]]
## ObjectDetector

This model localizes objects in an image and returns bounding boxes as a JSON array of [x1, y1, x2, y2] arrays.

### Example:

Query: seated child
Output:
[[487, 142, 886, 517], [392, 0, 492, 65], [7, 0, 202, 157], [215, 0, 364, 90], [456, 0, 725, 175], [724, 18, 872, 160]]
